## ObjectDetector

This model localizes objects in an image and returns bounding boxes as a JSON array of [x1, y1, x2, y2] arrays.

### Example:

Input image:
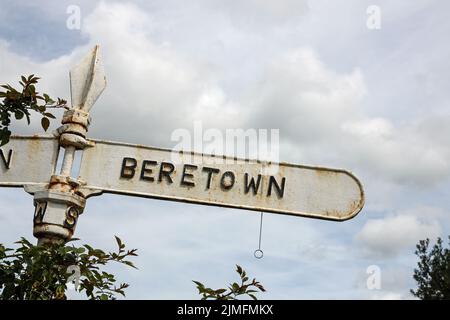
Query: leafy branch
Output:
[[0, 75, 68, 146], [193, 265, 266, 300], [0, 236, 137, 300]]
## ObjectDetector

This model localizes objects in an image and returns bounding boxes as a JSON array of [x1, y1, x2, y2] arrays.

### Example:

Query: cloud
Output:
[[205, 0, 310, 28], [355, 214, 441, 258], [341, 115, 450, 185], [0, 0, 92, 60], [78, 2, 246, 147], [369, 291, 407, 300], [243, 47, 450, 186], [247, 47, 366, 144], [0, 1, 242, 148]]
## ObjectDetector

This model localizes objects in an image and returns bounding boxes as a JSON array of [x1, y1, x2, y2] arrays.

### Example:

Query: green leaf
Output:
[[115, 236, 125, 249], [44, 112, 55, 119], [41, 117, 50, 131], [28, 85, 36, 94], [215, 289, 227, 294], [256, 284, 266, 292], [236, 265, 242, 275], [122, 261, 137, 269], [0, 128, 11, 146], [14, 111, 24, 120], [76, 247, 86, 254]]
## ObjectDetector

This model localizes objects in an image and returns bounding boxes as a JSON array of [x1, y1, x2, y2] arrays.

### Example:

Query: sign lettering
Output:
[[79, 139, 364, 220], [118, 157, 286, 199], [0, 149, 13, 169]]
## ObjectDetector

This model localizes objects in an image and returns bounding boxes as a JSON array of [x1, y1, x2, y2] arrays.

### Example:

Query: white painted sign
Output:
[[79, 139, 364, 221], [0, 136, 59, 187]]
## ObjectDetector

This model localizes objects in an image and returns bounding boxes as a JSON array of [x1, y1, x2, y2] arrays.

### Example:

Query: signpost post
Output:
[[0, 46, 365, 244]]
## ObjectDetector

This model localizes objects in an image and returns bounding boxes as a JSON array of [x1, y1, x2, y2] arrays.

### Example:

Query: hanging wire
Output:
[[254, 211, 264, 259]]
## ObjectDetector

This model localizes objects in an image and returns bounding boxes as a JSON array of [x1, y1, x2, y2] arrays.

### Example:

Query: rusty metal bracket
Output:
[[32, 45, 106, 244]]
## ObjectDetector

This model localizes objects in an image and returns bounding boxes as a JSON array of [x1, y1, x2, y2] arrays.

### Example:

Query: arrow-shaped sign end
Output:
[[70, 45, 107, 112]]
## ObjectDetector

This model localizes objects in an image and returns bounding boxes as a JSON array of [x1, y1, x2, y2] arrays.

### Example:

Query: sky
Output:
[[0, 0, 449, 299]]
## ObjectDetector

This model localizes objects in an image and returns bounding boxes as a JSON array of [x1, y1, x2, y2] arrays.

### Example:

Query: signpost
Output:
[[0, 46, 365, 244], [79, 139, 364, 221]]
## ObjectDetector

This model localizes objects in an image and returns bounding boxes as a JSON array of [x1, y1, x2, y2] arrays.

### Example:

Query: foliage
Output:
[[0, 236, 137, 300], [193, 265, 266, 300], [0, 75, 67, 146], [411, 236, 450, 300]]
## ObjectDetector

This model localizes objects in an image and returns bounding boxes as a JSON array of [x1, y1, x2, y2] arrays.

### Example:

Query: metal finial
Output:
[[69, 45, 107, 111]]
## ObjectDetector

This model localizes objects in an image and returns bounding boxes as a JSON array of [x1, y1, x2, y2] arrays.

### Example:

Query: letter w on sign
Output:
[[79, 139, 364, 221]]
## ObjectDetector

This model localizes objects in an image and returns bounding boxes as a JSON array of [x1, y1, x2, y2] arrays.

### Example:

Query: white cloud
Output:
[[80, 2, 246, 147], [341, 116, 450, 185], [243, 48, 450, 185], [369, 291, 407, 300], [206, 0, 310, 27], [355, 214, 441, 258], [247, 47, 367, 142]]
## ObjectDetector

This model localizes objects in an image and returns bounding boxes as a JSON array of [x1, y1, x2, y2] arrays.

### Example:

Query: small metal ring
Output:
[[254, 249, 264, 259]]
